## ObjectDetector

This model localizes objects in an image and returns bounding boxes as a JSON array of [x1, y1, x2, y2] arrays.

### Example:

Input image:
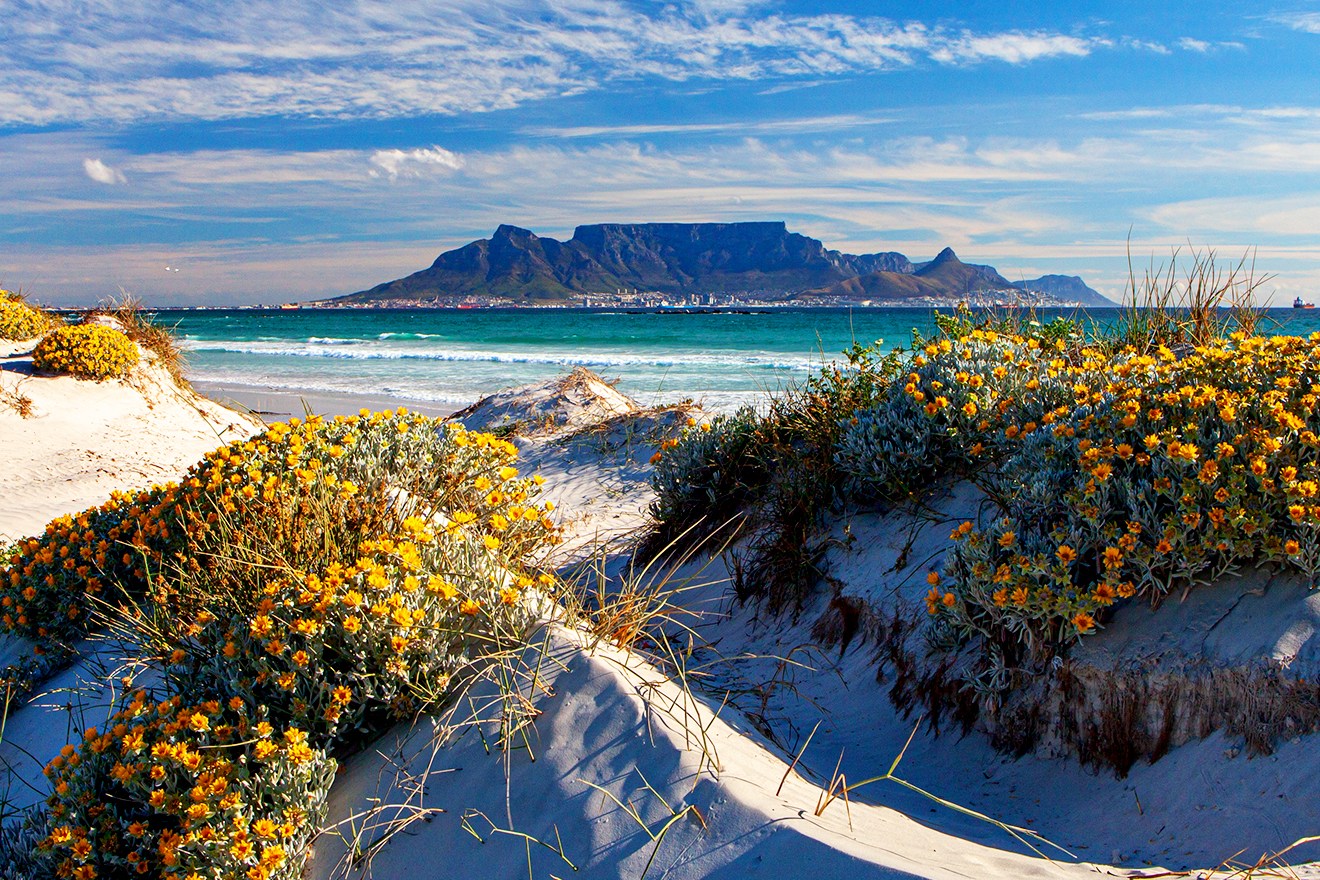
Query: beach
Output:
[[2, 313, 1319, 880]]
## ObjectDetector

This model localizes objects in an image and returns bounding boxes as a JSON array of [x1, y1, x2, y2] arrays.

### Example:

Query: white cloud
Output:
[[930, 32, 1096, 64], [368, 147, 465, 180], [1179, 37, 1211, 52], [1148, 193, 1320, 237], [82, 157, 126, 185], [1271, 11, 1320, 34], [0, 2, 1130, 126]]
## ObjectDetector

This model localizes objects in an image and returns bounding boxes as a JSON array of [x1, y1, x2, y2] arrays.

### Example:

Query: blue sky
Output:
[[2, 0, 1320, 305]]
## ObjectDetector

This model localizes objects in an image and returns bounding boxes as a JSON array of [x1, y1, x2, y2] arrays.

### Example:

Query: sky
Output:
[[2, 0, 1320, 306]]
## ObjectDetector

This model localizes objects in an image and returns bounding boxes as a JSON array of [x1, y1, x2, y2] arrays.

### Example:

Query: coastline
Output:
[[189, 378, 465, 421]]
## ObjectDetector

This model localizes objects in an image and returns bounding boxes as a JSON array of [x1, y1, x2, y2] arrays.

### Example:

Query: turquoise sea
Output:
[[167, 307, 1320, 416]]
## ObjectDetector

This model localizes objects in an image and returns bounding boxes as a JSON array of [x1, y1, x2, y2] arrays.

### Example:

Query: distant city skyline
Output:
[[2, 1, 1319, 306]]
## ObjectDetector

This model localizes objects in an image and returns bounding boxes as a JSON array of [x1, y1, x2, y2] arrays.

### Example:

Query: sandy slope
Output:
[[311, 630, 1109, 880], [0, 334, 263, 542], [313, 376, 1319, 878]]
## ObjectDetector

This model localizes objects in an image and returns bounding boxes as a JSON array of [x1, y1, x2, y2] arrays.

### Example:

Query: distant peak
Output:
[[494, 224, 536, 239], [930, 246, 959, 264]]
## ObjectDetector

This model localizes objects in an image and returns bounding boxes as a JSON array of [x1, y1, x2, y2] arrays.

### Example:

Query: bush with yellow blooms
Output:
[[0, 293, 51, 341], [32, 695, 331, 880], [927, 332, 1320, 689], [32, 323, 138, 380], [650, 310, 1320, 693], [0, 409, 559, 879]]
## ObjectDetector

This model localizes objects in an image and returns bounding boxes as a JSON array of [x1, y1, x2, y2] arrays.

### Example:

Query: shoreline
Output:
[[189, 378, 466, 421]]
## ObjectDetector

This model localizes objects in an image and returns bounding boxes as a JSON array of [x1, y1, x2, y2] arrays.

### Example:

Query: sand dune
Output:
[[2, 367, 1317, 879], [0, 335, 263, 542]]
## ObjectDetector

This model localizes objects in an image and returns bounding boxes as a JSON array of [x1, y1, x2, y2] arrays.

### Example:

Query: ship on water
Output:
[[1294, 296, 1316, 309]]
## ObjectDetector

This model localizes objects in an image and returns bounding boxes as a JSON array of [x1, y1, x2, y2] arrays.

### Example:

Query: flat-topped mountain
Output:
[[330, 222, 1111, 306]]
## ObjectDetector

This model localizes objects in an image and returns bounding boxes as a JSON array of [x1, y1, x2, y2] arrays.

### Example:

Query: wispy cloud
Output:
[[82, 158, 126, 185], [1148, 192, 1320, 236], [0, 1, 1138, 127], [948, 32, 1094, 63], [1270, 11, 1320, 34], [368, 147, 465, 179], [522, 113, 893, 138]]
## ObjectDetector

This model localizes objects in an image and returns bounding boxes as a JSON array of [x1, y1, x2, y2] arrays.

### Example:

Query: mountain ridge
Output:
[[330, 222, 1112, 306]]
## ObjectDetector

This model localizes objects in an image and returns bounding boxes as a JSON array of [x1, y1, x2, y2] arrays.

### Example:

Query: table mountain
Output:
[[330, 222, 1110, 305]]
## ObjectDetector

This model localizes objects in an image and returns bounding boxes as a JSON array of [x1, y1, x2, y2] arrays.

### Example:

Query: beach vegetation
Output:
[[32, 323, 139, 380], [92, 296, 189, 385], [0, 293, 51, 341], [648, 340, 905, 612], [929, 331, 1320, 689], [0, 381, 34, 418], [1111, 243, 1270, 352], [0, 410, 560, 879], [650, 251, 1320, 695]]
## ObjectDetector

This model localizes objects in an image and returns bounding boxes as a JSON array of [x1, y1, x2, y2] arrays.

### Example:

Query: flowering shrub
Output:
[[836, 329, 1088, 501], [0, 296, 50, 341], [169, 516, 552, 750], [32, 324, 138, 379], [32, 693, 332, 880], [927, 333, 1320, 687], [1, 412, 556, 648], [3, 409, 559, 878], [650, 315, 1320, 688], [649, 408, 763, 535]]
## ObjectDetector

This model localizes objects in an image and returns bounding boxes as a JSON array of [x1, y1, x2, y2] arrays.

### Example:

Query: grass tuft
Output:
[[92, 294, 189, 386]]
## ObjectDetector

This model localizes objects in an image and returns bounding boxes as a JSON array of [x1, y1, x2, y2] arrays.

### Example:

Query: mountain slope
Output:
[[1011, 274, 1111, 307], [804, 247, 1020, 301]]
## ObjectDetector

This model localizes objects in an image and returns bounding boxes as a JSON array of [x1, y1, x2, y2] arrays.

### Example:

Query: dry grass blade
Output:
[[0, 380, 33, 418], [808, 720, 1075, 862], [579, 771, 706, 880], [460, 809, 580, 875], [1118, 238, 1274, 353], [776, 718, 821, 796]]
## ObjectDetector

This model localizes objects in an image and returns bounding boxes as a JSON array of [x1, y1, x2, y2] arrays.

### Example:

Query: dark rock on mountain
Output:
[[805, 247, 1020, 302], [333, 222, 1106, 305]]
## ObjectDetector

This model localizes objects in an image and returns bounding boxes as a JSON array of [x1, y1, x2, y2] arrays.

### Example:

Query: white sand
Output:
[[3, 369, 1318, 878], [0, 333, 263, 542]]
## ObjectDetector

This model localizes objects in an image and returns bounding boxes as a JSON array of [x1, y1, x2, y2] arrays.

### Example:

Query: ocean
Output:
[[168, 307, 1320, 417]]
